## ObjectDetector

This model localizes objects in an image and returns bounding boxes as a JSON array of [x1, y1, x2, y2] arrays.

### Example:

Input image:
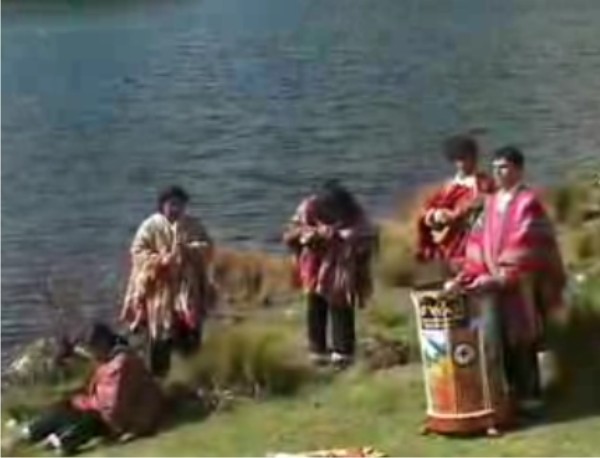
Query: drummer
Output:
[[448, 146, 566, 416]]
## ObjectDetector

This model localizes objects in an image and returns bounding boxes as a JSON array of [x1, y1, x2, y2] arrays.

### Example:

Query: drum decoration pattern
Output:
[[411, 283, 513, 435]]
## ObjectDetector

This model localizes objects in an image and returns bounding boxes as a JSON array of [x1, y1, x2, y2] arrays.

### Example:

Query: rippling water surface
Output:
[[2, 0, 600, 362]]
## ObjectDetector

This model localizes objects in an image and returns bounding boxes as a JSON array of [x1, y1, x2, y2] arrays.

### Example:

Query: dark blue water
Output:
[[2, 0, 600, 362]]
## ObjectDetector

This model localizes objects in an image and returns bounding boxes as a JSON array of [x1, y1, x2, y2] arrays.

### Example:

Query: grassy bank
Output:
[[3, 175, 600, 456], [3, 278, 600, 456]]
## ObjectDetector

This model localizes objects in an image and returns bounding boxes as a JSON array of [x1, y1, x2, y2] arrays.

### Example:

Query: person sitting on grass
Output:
[[4, 322, 164, 456]]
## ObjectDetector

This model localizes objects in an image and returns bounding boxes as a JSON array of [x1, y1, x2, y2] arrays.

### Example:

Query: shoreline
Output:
[[3, 172, 599, 375]]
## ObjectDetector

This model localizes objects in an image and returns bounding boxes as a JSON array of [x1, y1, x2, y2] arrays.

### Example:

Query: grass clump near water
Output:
[[546, 278, 600, 410], [213, 247, 296, 309], [3, 176, 600, 456], [374, 221, 416, 288], [167, 321, 314, 399]]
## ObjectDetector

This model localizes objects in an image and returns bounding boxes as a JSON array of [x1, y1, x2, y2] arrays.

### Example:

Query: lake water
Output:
[[2, 0, 599, 363]]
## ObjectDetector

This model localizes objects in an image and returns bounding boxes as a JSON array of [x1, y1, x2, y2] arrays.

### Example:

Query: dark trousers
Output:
[[147, 322, 203, 377], [498, 312, 542, 402], [307, 293, 355, 356], [27, 405, 107, 453], [503, 342, 542, 402]]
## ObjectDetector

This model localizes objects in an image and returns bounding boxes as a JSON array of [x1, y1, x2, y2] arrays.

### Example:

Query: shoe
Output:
[[330, 352, 353, 369], [43, 433, 62, 451]]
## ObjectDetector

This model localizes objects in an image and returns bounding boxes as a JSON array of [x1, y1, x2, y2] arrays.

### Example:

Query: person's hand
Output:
[[187, 241, 210, 254], [338, 228, 354, 240], [160, 252, 175, 266], [161, 252, 182, 268], [71, 394, 92, 411], [316, 224, 335, 240], [443, 279, 462, 294], [424, 209, 437, 227], [435, 209, 455, 225], [466, 274, 501, 292]]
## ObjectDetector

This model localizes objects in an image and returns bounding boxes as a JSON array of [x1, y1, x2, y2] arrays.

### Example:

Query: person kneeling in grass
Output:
[[6, 323, 164, 455]]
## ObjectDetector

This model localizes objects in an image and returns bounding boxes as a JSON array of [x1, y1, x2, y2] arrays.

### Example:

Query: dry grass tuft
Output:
[[213, 247, 296, 309], [169, 322, 313, 398]]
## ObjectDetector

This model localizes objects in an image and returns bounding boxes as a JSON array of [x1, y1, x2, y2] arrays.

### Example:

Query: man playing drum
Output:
[[448, 146, 566, 416]]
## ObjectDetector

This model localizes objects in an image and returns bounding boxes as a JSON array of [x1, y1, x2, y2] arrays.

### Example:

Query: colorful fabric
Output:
[[283, 197, 375, 308], [121, 213, 215, 340], [459, 185, 566, 346], [269, 447, 385, 457], [70, 348, 164, 436], [417, 172, 495, 263]]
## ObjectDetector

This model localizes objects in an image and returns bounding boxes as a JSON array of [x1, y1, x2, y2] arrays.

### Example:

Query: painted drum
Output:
[[410, 282, 514, 435]]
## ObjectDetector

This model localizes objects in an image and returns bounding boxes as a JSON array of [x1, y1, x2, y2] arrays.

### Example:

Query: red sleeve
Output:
[[421, 184, 448, 214]]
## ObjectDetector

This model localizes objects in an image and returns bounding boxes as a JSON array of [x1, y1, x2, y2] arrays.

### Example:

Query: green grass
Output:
[[95, 364, 600, 457], [5, 283, 600, 457], [167, 320, 313, 398]]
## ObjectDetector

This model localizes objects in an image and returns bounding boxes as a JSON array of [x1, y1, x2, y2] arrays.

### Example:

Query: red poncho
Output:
[[417, 172, 495, 264], [283, 196, 375, 308], [71, 348, 164, 436], [458, 185, 566, 346]]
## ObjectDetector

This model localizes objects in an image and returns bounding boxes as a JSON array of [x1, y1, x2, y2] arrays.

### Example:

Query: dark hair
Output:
[[81, 322, 122, 352], [443, 134, 479, 161], [493, 146, 525, 169], [315, 179, 363, 225], [157, 185, 190, 210]]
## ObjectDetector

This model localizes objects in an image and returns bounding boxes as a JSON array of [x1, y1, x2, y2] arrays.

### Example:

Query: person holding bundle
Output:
[[283, 180, 376, 368], [121, 186, 215, 377]]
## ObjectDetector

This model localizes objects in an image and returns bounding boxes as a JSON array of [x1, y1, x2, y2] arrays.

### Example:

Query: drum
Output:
[[411, 282, 513, 435]]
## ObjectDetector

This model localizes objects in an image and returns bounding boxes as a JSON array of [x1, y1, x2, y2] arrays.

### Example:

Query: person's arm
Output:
[[420, 185, 447, 227], [283, 199, 319, 248], [337, 213, 376, 244], [446, 212, 488, 292], [130, 217, 167, 267], [181, 216, 214, 263]]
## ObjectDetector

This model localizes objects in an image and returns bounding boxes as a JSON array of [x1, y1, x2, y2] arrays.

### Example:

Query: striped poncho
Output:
[[283, 196, 376, 308], [459, 184, 566, 345], [121, 213, 215, 340]]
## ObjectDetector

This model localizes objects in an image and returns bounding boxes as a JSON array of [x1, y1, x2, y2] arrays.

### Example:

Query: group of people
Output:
[[10, 133, 566, 453], [417, 135, 566, 416]]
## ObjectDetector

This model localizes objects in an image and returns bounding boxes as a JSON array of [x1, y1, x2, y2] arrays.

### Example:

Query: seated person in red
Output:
[[416, 135, 495, 267], [9, 323, 164, 455]]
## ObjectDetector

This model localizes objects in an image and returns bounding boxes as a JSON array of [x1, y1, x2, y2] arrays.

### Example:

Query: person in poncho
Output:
[[416, 135, 495, 267], [448, 147, 566, 414], [5, 323, 164, 456], [283, 180, 376, 367], [121, 186, 215, 377]]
